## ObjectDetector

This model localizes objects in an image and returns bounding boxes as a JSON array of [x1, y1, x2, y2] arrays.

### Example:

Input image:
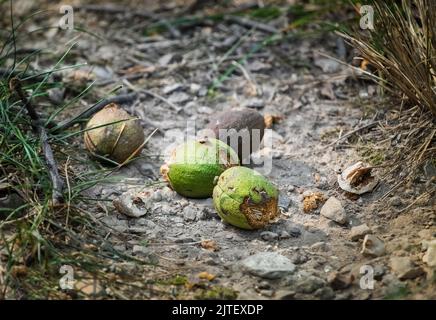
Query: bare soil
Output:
[[5, 0, 435, 299]]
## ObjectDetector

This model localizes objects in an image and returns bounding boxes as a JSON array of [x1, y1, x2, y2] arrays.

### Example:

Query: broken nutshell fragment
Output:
[[212, 166, 279, 230], [84, 103, 145, 165], [337, 161, 379, 195], [161, 137, 239, 198]]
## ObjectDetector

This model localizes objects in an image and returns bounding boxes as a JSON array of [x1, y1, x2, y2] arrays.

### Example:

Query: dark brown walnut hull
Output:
[[204, 108, 265, 163]]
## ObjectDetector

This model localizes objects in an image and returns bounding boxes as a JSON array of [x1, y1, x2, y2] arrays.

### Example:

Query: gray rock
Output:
[[259, 289, 275, 297], [198, 208, 216, 220], [350, 223, 372, 241], [361, 235, 385, 257], [243, 98, 265, 109], [257, 281, 271, 290], [136, 218, 148, 226], [183, 206, 197, 222], [314, 287, 335, 300], [198, 87, 208, 97], [423, 160, 436, 179], [205, 257, 219, 266], [314, 57, 341, 73], [0, 192, 25, 215], [260, 231, 279, 241], [320, 197, 347, 225], [275, 290, 296, 300], [162, 83, 183, 95], [137, 163, 155, 177], [390, 257, 425, 280], [93, 65, 113, 80], [152, 192, 162, 202], [327, 272, 352, 290], [197, 106, 213, 114], [288, 227, 302, 238], [132, 245, 158, 264], [161, 203, 176, 215], [390, 196, 402, 207], [173, 217, 183, 224], [240, 252, 296, 279], [278, 231, 291, 240], [310, 241, 328, 252], [296, 275, 326, 294], [174, 237, 195, 243], [290, 252, 309, 265], [128, 226, 149, 234], [112, 225, 128, 233], [278, 193, 292, 211], [422, 240, 436, 267], [160, 187, 176, 202], [189, 83, 201, 95], [168, 92, 190, 104], [47, 87, 65, 105], [158, 53, 174, 66], [373, 264, 386, 280], [382, 274, 409, 297]]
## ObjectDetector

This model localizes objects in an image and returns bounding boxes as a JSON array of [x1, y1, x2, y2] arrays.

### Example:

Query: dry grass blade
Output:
[[340, 0, 436, 117], [340, 0, 436, 190]]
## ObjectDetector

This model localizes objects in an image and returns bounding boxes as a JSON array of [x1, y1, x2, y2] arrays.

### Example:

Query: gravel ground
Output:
[[6, 0, 435, 299]]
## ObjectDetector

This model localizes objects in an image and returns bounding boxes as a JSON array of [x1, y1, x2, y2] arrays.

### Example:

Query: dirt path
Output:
[[12, 1, 435, 299]]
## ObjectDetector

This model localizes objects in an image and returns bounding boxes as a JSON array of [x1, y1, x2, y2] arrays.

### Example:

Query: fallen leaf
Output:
[[264, 114, 284, 128], [360, 59, 369, 71], [120, 65, 156, 75], [10, 265, 27, 277], [200, 239, 219, 252], [303, 192, 326, 213], [66, 70, 94, 84]]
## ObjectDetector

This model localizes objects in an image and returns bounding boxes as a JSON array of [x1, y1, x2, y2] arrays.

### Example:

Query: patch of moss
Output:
[[360, 147, 386, 166], [358, 143, 386, 166], [194, 286, 238, 300], [157, 275, 188, 286], [383, 285, 410, 300]]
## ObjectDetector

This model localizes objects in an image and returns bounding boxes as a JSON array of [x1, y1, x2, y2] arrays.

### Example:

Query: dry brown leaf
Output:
[[360, 59, 369, 71], [120, 65, 156, 75], [264, 114, 284, 129], [10, 265, 27, 277], [67, 70, 94, 84], [303, 192, 326, 213], [200, 239, 219, 252]]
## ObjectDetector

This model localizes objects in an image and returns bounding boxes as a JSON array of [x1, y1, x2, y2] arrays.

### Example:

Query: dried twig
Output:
[[224, 15, 279, 34], [9, 77, 64, 205], [325, 121, 380, 148], [75, 4, 155, 20]]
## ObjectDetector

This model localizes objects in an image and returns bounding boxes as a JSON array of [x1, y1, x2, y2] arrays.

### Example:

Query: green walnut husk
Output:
[[84, 103, 145, 165], [213, 166, 279, 230], [160, 138, 239, 198]]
